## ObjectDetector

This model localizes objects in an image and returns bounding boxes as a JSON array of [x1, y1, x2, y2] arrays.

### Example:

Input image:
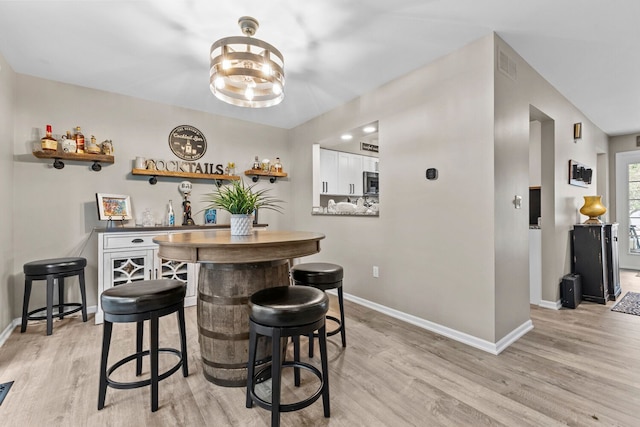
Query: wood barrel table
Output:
[[153, 229, 324, 387]]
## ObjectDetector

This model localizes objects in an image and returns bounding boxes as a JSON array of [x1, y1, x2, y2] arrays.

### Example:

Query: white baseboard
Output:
[[538, 299, 562, 310], [343, 292, 533, 355], [0, 305, 97, 349]]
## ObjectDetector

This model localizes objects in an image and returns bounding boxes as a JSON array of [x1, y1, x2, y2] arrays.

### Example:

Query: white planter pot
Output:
[[230, 214, 253, 236]]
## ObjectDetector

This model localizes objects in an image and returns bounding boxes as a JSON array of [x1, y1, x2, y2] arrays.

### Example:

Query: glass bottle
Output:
[[273, 157, 283, 173], [252, 155, 261, 170], [41, 125, 58, 152], [75, 126, 85, 153], [167, 200, 175, 226]]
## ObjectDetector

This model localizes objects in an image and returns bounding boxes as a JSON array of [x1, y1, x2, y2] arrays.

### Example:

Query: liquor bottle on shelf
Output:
[[273, 157, 283, 173], [41, 125, 58, 152], [252, 155, 261, 170], [75, 126, 85, 153], [167, 200, 175, 226]]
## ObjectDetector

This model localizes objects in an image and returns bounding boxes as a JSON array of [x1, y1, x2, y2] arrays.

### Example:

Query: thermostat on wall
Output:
[[426, 168, 438, 180]]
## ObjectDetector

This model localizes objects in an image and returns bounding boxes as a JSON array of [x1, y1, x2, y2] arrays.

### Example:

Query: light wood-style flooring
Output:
[[1, 271, 640, 426]]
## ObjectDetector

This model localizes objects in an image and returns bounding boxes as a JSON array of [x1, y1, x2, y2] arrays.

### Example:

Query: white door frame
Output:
[[615, 151, 640, 269]]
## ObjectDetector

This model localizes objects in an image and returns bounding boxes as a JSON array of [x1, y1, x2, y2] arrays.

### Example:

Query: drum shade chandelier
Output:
[[210, 16, 285, 108]]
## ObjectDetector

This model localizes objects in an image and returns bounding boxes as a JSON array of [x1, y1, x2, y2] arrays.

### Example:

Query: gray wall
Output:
[[11, 76, 290, 318], [0, 53, 15, 335], [289, 35, 499, 342], [494, 35, 609, 311]]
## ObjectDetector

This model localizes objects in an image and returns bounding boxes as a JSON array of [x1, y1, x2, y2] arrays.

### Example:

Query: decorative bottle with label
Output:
[[75, 126, 85, 153], [273, 157, 282, 173], [252, 155, 261, 170], [167, 200, 175, 226], [41, 125, 58, 152]]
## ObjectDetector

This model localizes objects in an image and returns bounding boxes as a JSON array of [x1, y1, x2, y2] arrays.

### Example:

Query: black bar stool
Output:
[[246, 286, 330, 427], [290, 262, 345, 357], [98, 279, 188, 413], [21, 257, 88, 336]]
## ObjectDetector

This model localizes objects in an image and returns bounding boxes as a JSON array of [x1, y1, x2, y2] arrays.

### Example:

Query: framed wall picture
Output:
[[204, 208, 217, 225], [568, 159, 592, 188], [96, 193, 132, 220]]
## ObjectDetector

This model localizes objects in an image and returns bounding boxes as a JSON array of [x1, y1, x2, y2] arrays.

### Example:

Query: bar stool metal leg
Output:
[[98, 321, 113, 410], [46, 276, 55, 336], [178, 307, 189, 377], [150, 312, 159, 412], [79, 269, 88, 322], [136, 322, 144, 376], [318, 324, 331, 417], [57, 277, 65, 319], [338, 286, 346, 348], [271, 328, 282, 427], [21, 279, 32, 333]]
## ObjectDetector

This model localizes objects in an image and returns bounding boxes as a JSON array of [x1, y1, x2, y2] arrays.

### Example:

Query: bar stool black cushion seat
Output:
[[101, 279, 186, 315], [290, 263, 343, 290], [24, 257, 87, 276], [246, 286, 331, 427], [249, 286, 329, 327], [290, 262, 346, 357], [98, 279, 188, 413], [21, 257, 88, 336]]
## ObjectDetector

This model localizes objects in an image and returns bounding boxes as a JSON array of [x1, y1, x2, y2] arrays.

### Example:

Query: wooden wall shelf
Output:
[[132, 168, 241, 185], [33, 150, 114, 171], [244, 169, 288, 183]]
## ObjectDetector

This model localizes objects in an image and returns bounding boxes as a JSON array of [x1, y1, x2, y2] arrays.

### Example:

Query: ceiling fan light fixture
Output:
[[210, 16, 285, 108]]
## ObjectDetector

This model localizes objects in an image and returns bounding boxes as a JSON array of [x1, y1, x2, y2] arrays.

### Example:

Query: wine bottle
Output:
[[41, 125, 58, 152], [75, 126, 85, 153]]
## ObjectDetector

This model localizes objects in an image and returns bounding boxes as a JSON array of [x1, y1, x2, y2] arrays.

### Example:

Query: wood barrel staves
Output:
[[197, 260, 290, 386]]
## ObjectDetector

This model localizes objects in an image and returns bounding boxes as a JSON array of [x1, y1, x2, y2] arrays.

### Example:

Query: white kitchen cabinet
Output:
[[320, 148, 338, 194], [338, 152, 363, 196], [320, 148, 379, 197], [362, 156, 378, 173], [97, 230, 197, 324]]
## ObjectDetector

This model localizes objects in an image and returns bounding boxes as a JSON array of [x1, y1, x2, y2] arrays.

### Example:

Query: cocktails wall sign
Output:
[[169, 125, 207, 161]]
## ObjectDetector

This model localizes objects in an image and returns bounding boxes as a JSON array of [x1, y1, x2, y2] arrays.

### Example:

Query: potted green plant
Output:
[[204, 180, 283, 235]]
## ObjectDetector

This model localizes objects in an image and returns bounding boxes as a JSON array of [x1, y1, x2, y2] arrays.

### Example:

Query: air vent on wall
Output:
[[498, 48, 517, 81]]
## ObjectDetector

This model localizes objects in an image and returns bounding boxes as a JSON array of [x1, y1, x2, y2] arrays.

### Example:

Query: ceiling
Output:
[[1, 1, 639, 135]]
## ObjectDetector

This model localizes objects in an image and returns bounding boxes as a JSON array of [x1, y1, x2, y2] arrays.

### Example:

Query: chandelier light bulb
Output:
[[214, 77, 225, 89], [222, 59, 231, 70], [245, 86, 255, 101], [272, 83, 282, 95]]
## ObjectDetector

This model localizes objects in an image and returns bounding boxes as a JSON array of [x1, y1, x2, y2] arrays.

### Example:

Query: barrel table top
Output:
[[153, 229, 325, 263]]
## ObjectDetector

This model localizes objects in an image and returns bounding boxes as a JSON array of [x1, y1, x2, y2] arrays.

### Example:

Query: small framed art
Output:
[[96, 193, 132, 220], [204, 208, 217, 225]]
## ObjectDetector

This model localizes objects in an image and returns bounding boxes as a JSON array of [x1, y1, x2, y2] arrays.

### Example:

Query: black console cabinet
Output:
[[572, 223, 620, 304]]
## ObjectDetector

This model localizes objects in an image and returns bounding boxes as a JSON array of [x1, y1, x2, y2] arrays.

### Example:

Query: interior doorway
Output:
[[529, 106, 554, 306]]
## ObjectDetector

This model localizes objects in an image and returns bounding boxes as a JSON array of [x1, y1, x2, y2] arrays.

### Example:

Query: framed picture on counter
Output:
[[204, 208, 217, 224], [96, 193, 132, 220]]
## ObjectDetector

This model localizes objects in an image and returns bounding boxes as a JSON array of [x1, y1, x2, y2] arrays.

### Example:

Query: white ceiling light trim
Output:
[[209, 16, 284, 108]]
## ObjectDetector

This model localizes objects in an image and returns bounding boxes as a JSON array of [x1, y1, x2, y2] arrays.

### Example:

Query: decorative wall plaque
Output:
[[168, 125, 207, 161]]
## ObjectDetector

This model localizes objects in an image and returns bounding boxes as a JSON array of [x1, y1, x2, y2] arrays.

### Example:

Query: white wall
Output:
[[11, 76, 290, 315], [0, 52, 15, 334], [289, 35, 499, 343]]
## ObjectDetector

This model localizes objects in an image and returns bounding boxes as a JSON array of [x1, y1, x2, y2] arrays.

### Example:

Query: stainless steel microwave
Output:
[[363, 171, 379, 195]]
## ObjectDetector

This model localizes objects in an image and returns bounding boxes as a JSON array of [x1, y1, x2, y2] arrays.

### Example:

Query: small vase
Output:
[[230, 214, 253, 236], [579, 195, 606, 224]]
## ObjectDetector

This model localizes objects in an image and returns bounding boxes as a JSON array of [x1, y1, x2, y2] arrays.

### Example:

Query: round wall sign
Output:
[[168, 125, 207, 161]]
